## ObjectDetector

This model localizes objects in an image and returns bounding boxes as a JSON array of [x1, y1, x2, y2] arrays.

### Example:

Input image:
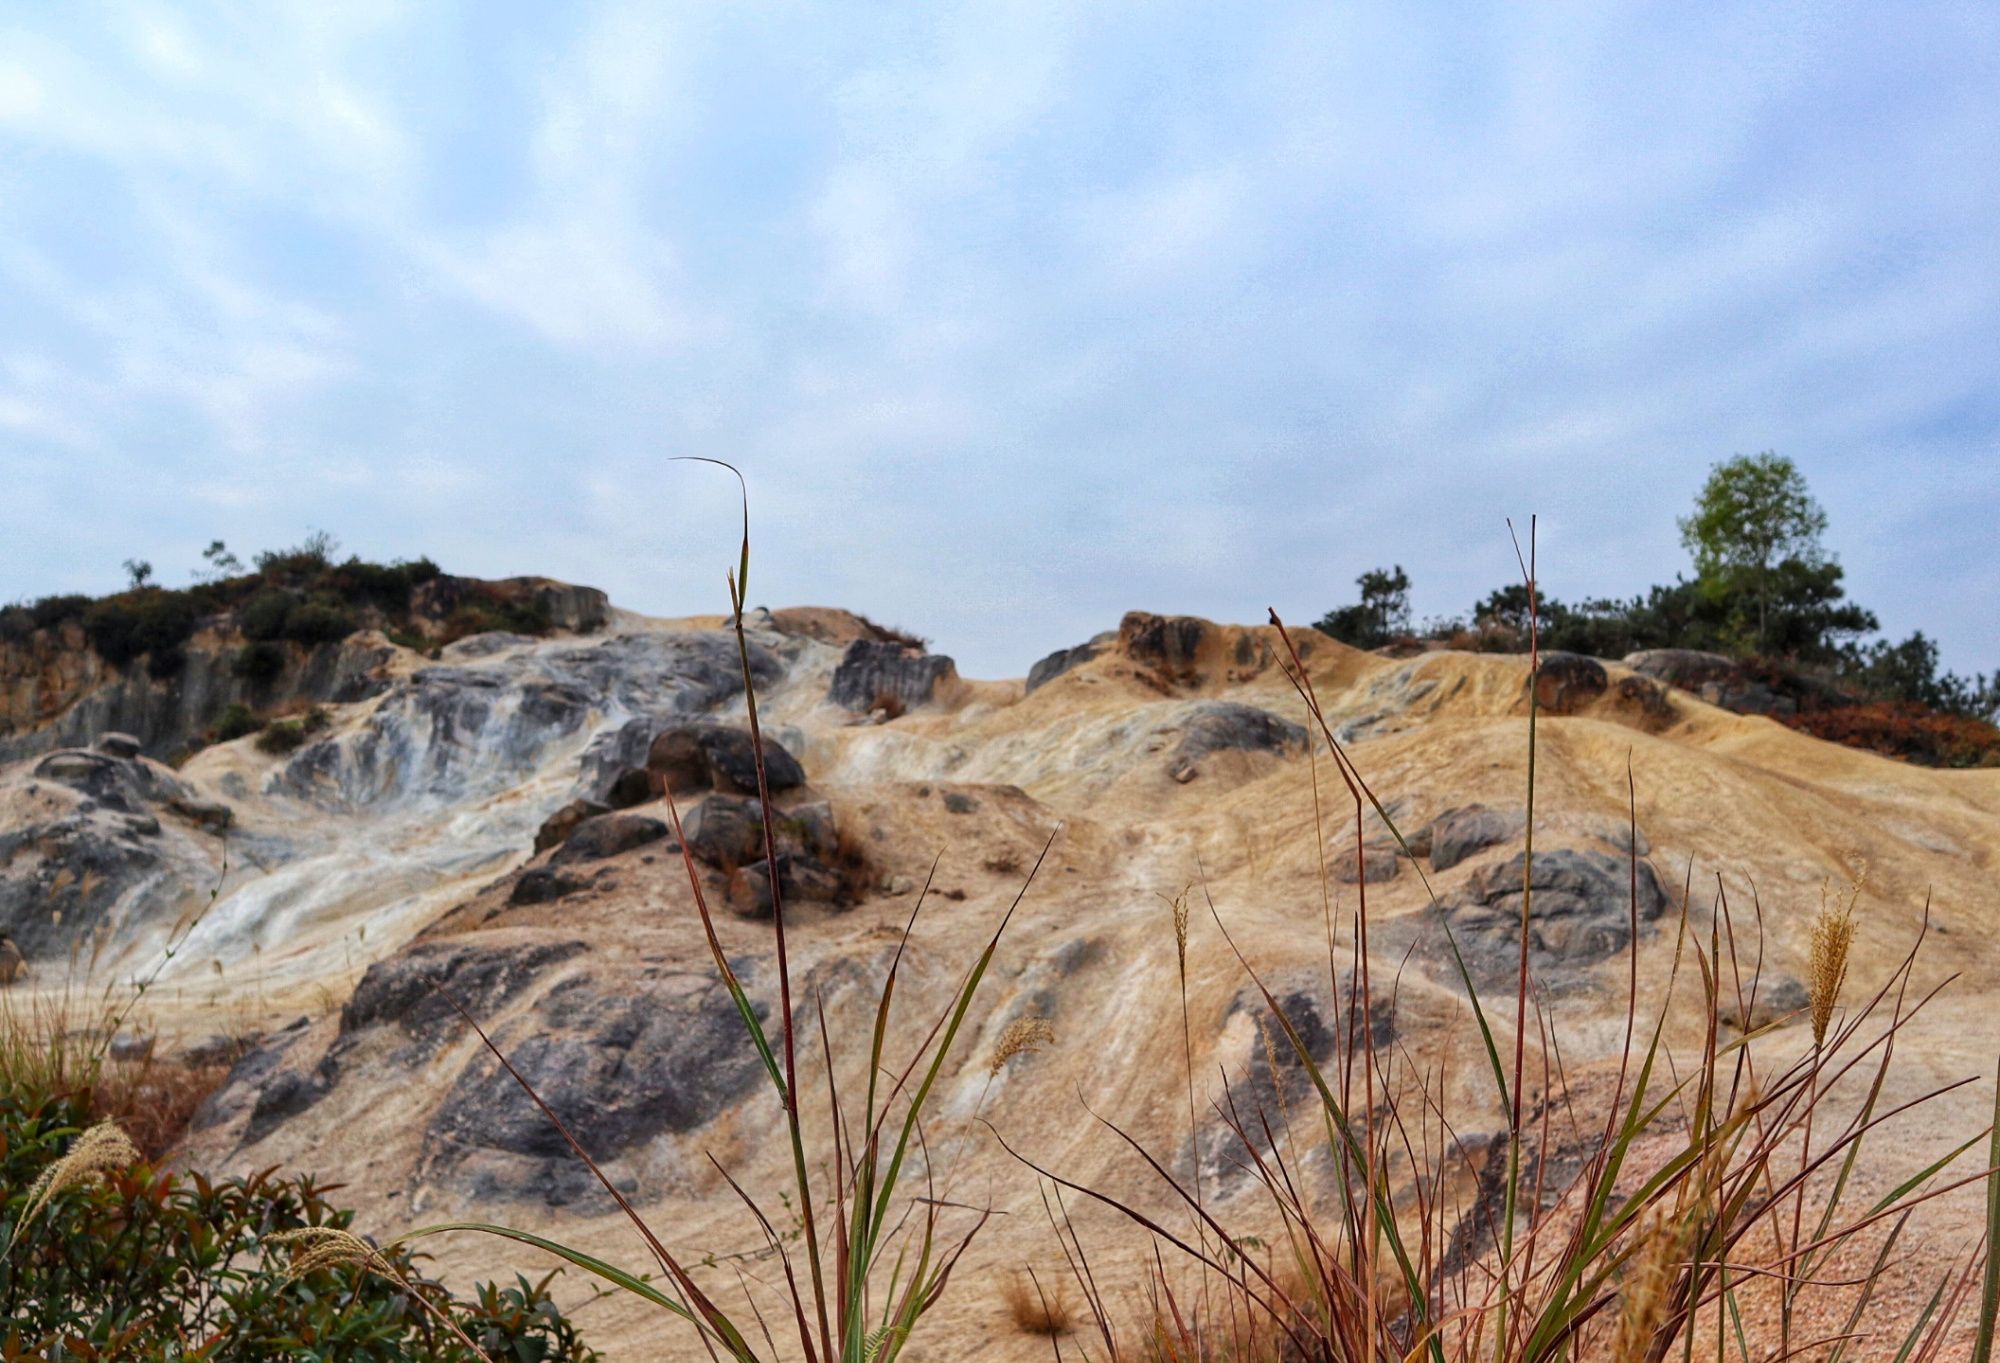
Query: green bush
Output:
[[232, 640, 288, 682], [80, 591, 200, 669], [240, 588, 295, 642], [285, 599, 357, 645], [0, 1089, 599, 1362], [0, 606, 35, 644], [254, 718, 307, 755], [214, 702, 263, 743], [29, 594, 92, 631]]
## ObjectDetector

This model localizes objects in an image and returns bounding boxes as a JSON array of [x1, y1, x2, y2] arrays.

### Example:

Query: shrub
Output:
[[28, 593, 92, 631], [214, 702, 262, 743], [239, 588, 294, 642], [0, 606, 33, 644], [254, 718, 308, 755], [0, 1088, 599, 1362], [231, 640, 287, 682], [80, 591, 200, 669], [1785, 699, 2000, 768], [285, 598, 357, 645]]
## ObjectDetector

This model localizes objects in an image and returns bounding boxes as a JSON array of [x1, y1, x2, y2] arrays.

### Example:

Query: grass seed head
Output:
[[265, 1226, 399, 1283], [1808, 860, 1865, 1049], [9, 1119, 140, 1249], [988, 1016, 1056, 1078]]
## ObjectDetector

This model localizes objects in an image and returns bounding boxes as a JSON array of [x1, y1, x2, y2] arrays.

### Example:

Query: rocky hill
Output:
[[2, 595, 1995, 1360]]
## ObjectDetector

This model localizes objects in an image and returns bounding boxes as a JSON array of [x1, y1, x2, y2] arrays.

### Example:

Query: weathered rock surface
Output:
[[1166, 701, 1307, 781], [1026, 636, 1110, 692], [534, 799, 610, 854], [509, 867, 591, 906], [1434, 848, 1669, 987], [1426, 804, 1527, 871], [0, 746, 218, 957], [1532, 652, 1608, 714], [645, 722, 805, 795], [428, 973, 767, 1203], [549, 813, 669, 865], [828, 640, 958, 712]]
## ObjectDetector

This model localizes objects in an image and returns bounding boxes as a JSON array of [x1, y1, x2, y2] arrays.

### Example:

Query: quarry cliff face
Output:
[[3, 598, 1995, 1361], [0, 575, 608, 762]]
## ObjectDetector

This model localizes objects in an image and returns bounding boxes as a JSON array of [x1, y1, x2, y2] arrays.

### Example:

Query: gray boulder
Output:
[[549, 813, 669, 865], [510, 867, 591, 906], [1532, 653, 1608, 714], [1167, 701, 1307, 781], [1026, 638, 1108, 692], [646, 723, 805, 795], [1426, 804, 1526, 871], [1437, 848, 1669, 988], [94, 732, 143, 758], [731, 854, 847, 917], [829, 640, 957, 712], [533, 799, 609, 854], [430, 973, 768, 1203], [681, 794, 770, 866]]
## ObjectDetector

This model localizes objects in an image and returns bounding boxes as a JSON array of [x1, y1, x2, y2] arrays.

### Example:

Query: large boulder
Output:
[[1167, 701, 1307, 781], [828, 640, 958, 712], [510, 867, 591, 906], [645, 723, 805, 796], [1438, 848, 1670, 988], [731, 854, 848, 918], [1119, 612, 1210, 677], [1532, 653, 1608, 714], [533, 799, 609, 854], [681, 794, 770, 867], [549, 813, 669, 865], [1622, 649, 1802, 718], [429, 973, 768, 1203], [1426, 804, 1526, 871], [1333, 843, 1402, 884], [679, 794, 839, 869]]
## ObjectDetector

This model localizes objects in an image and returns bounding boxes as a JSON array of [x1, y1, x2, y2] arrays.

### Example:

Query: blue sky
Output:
[[2, 2, 1994, 679]]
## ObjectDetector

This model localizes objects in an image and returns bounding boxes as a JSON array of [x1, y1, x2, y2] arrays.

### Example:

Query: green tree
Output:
[[1315, 565, 1412, 648], [1678, 453, 1829, 653]]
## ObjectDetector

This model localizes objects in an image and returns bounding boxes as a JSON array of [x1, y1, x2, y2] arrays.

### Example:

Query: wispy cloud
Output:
[[0, 0, 1993, 676]]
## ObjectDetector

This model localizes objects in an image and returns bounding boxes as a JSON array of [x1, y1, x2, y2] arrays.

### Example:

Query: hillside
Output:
[[2, 596, 1995, 1360]]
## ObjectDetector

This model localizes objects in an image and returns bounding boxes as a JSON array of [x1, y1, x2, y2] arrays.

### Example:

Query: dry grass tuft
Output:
[[1002, 1270, 1076, 1337], [988, 1016, 1056, 1078], [8, 1119, 140, 1250]]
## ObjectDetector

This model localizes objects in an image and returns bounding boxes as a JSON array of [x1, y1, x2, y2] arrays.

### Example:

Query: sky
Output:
[[1, 2, 1995, 680]]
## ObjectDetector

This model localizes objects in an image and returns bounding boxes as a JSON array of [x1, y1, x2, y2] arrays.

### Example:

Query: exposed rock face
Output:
[[1167, 701, 1307, 781], [646, 723, 806, 795], [1437, 848, 1669, 987], [1026, 637, 1109, 692], [429, 973, 767, 1203], [1533, 653, 1608, 714], [1721, 975, 1809, 1032], [549, 813, 669, 865], [1119, 612, 1209, 677], [828, 640, 958, 712], [1426, 804, 1526, 871], [1623, 649, 1801, 717], [0, 746, 218, 957], [0, 631, 395, 762], [341, 937, 591, 1041]]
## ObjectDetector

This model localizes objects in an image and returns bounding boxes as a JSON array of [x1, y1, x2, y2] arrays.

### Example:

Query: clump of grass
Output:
[[1002, 1268, 1076, 1337]]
